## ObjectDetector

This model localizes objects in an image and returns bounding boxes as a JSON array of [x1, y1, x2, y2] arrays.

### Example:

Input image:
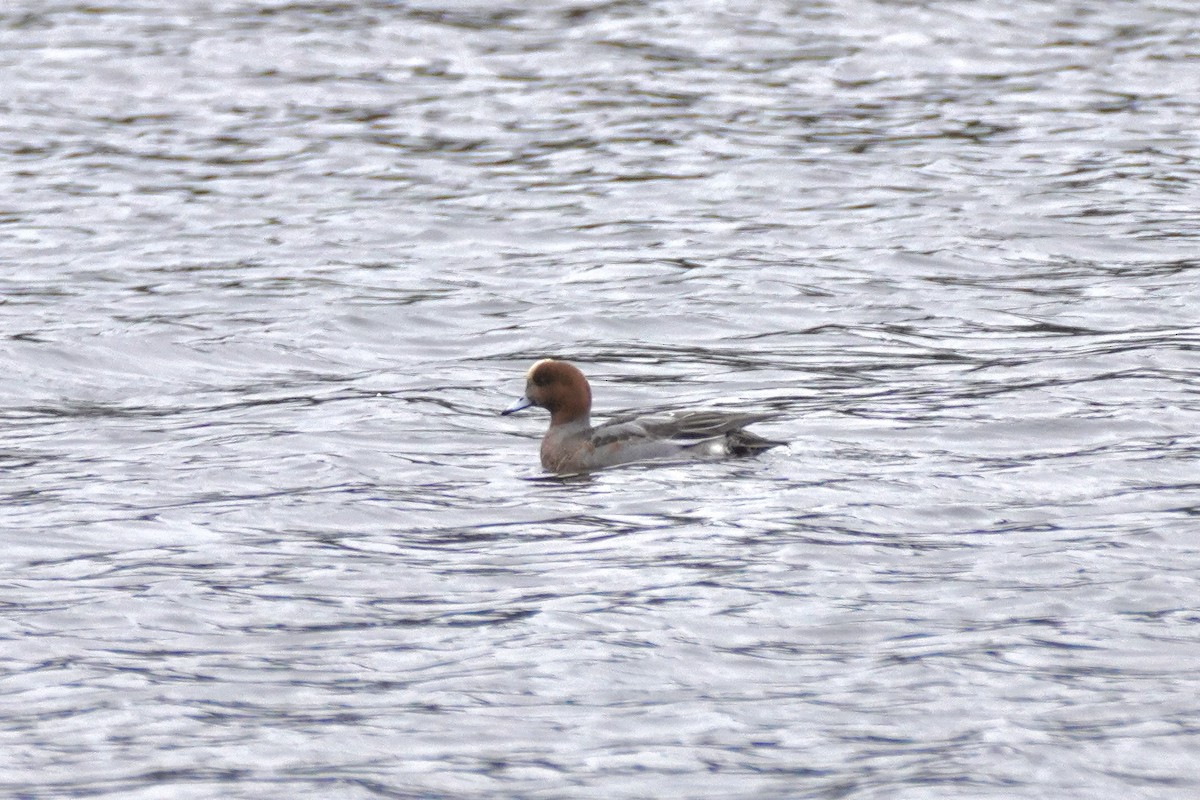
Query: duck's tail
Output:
[[726, 429, 786, 457]]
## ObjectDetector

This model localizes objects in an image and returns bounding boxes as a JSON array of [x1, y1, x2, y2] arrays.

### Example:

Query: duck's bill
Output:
[[501, 395, 533, 415]]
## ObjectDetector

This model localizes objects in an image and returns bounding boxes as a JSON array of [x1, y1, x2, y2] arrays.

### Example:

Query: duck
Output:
[[502, 359, 783, 473]]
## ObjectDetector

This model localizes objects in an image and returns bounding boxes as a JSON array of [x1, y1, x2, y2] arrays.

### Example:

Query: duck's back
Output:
[[590, 410, 783, 461]]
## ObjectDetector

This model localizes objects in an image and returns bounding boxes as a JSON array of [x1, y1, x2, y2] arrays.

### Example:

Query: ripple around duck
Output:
[[2, 0, 1200, 798]]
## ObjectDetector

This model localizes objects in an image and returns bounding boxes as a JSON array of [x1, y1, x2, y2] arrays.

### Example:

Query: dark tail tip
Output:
[[727, 430, 786, 457]]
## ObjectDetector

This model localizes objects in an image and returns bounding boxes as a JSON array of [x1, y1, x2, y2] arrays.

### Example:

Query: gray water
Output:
[[2, 1, 1199, 797]]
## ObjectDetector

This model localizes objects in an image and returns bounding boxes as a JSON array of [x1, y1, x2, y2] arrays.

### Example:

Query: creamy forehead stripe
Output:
[[526, 358, 554, 379]]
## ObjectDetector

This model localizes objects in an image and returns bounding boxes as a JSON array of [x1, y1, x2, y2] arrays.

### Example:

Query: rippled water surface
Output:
[[3, 1, 1199, 797]]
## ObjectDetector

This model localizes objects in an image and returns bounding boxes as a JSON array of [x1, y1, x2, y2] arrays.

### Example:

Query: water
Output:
[[2, 1, 1198, 797]]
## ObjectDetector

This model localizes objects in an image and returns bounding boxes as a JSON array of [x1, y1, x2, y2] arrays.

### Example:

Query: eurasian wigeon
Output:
[[502, 359, 784, 473]]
